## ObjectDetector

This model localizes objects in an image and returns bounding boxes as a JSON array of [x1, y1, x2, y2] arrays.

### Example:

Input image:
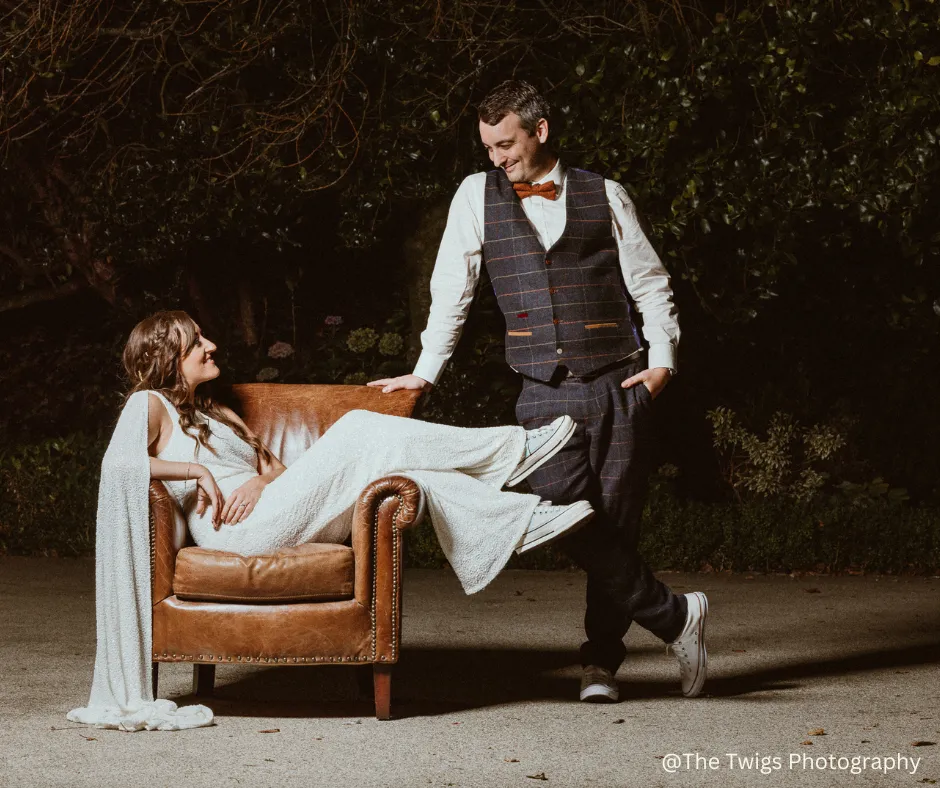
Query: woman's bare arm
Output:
[[146, 393, 199, 478], [146, 393, 222, 525]]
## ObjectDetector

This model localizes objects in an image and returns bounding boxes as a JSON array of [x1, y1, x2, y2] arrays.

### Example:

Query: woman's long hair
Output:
[[122, 310, 273, 467]]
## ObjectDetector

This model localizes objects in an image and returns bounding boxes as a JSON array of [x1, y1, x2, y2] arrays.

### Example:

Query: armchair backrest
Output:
[[227, 384, 422, 466]]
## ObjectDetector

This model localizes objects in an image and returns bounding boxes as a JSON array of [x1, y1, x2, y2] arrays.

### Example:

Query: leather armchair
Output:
[[149, 383, 425, 719]]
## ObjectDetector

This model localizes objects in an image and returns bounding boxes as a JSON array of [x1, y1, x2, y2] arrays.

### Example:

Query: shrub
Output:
[[0, 434, 104, 556], [642, 465, 940, 574], [233, 315, 411, 388], [707, 406, 847, 503]]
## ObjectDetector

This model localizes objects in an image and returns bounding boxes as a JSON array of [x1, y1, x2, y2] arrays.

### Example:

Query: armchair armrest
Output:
[[150, 480, 189, 604], [351, 475, 426, 663]]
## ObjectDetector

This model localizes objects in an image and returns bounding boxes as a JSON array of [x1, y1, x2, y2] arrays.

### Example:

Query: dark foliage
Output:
[[1, 0, 939, 563]]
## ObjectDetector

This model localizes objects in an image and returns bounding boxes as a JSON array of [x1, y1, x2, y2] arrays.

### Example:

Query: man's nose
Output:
[[492, 150, 506, 167]]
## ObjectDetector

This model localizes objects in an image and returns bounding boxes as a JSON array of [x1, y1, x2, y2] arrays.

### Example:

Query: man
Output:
[[369, 80, 707, 702]]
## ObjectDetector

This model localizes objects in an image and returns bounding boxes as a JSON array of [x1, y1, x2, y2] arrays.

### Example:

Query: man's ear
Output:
[[535, 117, 550, 144]]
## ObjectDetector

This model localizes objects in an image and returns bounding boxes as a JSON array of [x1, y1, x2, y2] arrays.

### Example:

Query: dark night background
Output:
[[1, 0, 938, 570]]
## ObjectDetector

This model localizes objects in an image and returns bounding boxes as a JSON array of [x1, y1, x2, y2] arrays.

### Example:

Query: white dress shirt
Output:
[[413, 159, 680, 385]]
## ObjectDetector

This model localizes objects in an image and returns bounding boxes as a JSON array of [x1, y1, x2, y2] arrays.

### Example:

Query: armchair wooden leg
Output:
[[193, 663, 216, 697], [152, 662, 159, 698], [373, 664, 392, 720]]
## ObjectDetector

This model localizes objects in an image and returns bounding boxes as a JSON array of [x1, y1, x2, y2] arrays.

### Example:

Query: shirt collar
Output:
[[531, 158, 566, 195], [532, 159, 565, 186]]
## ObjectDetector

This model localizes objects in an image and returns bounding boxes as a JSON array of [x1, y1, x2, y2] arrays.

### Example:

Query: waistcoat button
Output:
[[553, 318, 560, 325], [556, 348, 564, 355], [549, 287, 558, 295], [545, 257, 552, 266]]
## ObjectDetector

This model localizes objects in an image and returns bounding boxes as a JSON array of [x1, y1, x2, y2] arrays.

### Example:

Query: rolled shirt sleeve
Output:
[[413, 175, 485, 385], [606, 180, 680, 373]]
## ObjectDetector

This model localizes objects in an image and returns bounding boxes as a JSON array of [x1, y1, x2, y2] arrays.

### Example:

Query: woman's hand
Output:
[[220, 476, 268, 525], [193, 466, 224, 530]]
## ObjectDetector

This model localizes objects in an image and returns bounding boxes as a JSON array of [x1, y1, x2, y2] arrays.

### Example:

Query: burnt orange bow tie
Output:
[[512, 181, 558, 201]]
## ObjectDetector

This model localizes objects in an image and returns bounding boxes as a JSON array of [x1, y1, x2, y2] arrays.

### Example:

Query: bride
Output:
[[68, 310, 593, 731]]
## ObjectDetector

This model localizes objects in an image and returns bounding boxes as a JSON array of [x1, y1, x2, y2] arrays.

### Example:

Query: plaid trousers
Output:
[[515, 358, 688, 673]]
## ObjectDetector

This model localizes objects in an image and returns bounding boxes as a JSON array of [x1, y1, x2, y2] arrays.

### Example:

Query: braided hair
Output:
[[122, 310, 273, 467]]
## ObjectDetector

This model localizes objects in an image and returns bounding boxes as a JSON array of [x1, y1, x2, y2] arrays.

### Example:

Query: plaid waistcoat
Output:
[[483, 167, 641, 382]]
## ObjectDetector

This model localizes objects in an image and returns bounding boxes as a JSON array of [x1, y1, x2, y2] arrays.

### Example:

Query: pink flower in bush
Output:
[[267, 341, 294, 359], [324, 315, 344, 326]]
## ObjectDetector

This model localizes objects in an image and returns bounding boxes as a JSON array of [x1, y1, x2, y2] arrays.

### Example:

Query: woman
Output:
[[69, 311, 592, 731]]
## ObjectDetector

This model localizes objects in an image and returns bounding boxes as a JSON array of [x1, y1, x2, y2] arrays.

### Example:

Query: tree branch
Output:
[[0, 281, 84, 313]]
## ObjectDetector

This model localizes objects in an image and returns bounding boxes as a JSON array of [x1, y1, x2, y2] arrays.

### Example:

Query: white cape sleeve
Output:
[[67, 390, 214, 731]]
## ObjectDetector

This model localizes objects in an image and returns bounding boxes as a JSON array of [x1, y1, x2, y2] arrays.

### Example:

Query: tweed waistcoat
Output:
[[483, 167, 642, 382]]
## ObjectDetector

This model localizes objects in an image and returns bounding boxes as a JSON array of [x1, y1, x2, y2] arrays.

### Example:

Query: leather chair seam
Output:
[[370, 490, 403, 663], [174, 591, 353, 603], [154, 654, 371, 663]]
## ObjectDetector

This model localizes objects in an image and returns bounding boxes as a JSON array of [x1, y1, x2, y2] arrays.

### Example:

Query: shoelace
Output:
[[582, 666, 612, 684], [666, 638, 696, 659], [525, 424, 554, 455]]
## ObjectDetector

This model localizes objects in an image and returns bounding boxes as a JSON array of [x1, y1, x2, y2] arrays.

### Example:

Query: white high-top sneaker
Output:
[[580, 665, 619, 703], [515, 501, 594, 554], [506, 416, 576, 487], [668, 592, 709, 697]]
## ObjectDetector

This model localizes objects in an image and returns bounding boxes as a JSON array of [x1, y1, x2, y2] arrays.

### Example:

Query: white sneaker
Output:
[[515, 501, 594, 554], [580, 665, 619, 703], [668, 592, 708, 697], [506, 416, 576, 487]]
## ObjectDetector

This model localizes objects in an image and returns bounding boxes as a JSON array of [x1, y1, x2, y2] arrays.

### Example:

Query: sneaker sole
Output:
[[516, 502, 594, 554], [580, 684, 620, 703], [505, 416, 576, 487], [683, 592, 708, 698]]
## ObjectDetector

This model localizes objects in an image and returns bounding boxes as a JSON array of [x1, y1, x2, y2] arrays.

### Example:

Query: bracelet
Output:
[[185, 462, 191, 481]]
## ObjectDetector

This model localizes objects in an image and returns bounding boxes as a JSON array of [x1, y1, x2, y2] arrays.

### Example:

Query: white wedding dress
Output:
[[68, 390, 538, 732], [150, 391, 538, 591]]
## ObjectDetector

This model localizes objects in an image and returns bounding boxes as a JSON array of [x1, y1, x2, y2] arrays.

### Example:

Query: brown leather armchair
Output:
[[149, 383, 425, 719]]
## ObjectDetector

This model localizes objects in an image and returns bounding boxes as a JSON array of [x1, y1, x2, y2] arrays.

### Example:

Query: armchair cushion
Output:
[[173, 543, 354, 603]]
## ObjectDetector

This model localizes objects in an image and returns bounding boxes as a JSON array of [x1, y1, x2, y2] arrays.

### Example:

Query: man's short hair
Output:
[[477, 80, 550, 135]]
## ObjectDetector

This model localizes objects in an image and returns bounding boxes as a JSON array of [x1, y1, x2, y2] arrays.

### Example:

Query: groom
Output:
[[370, 80, 708, 702]]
